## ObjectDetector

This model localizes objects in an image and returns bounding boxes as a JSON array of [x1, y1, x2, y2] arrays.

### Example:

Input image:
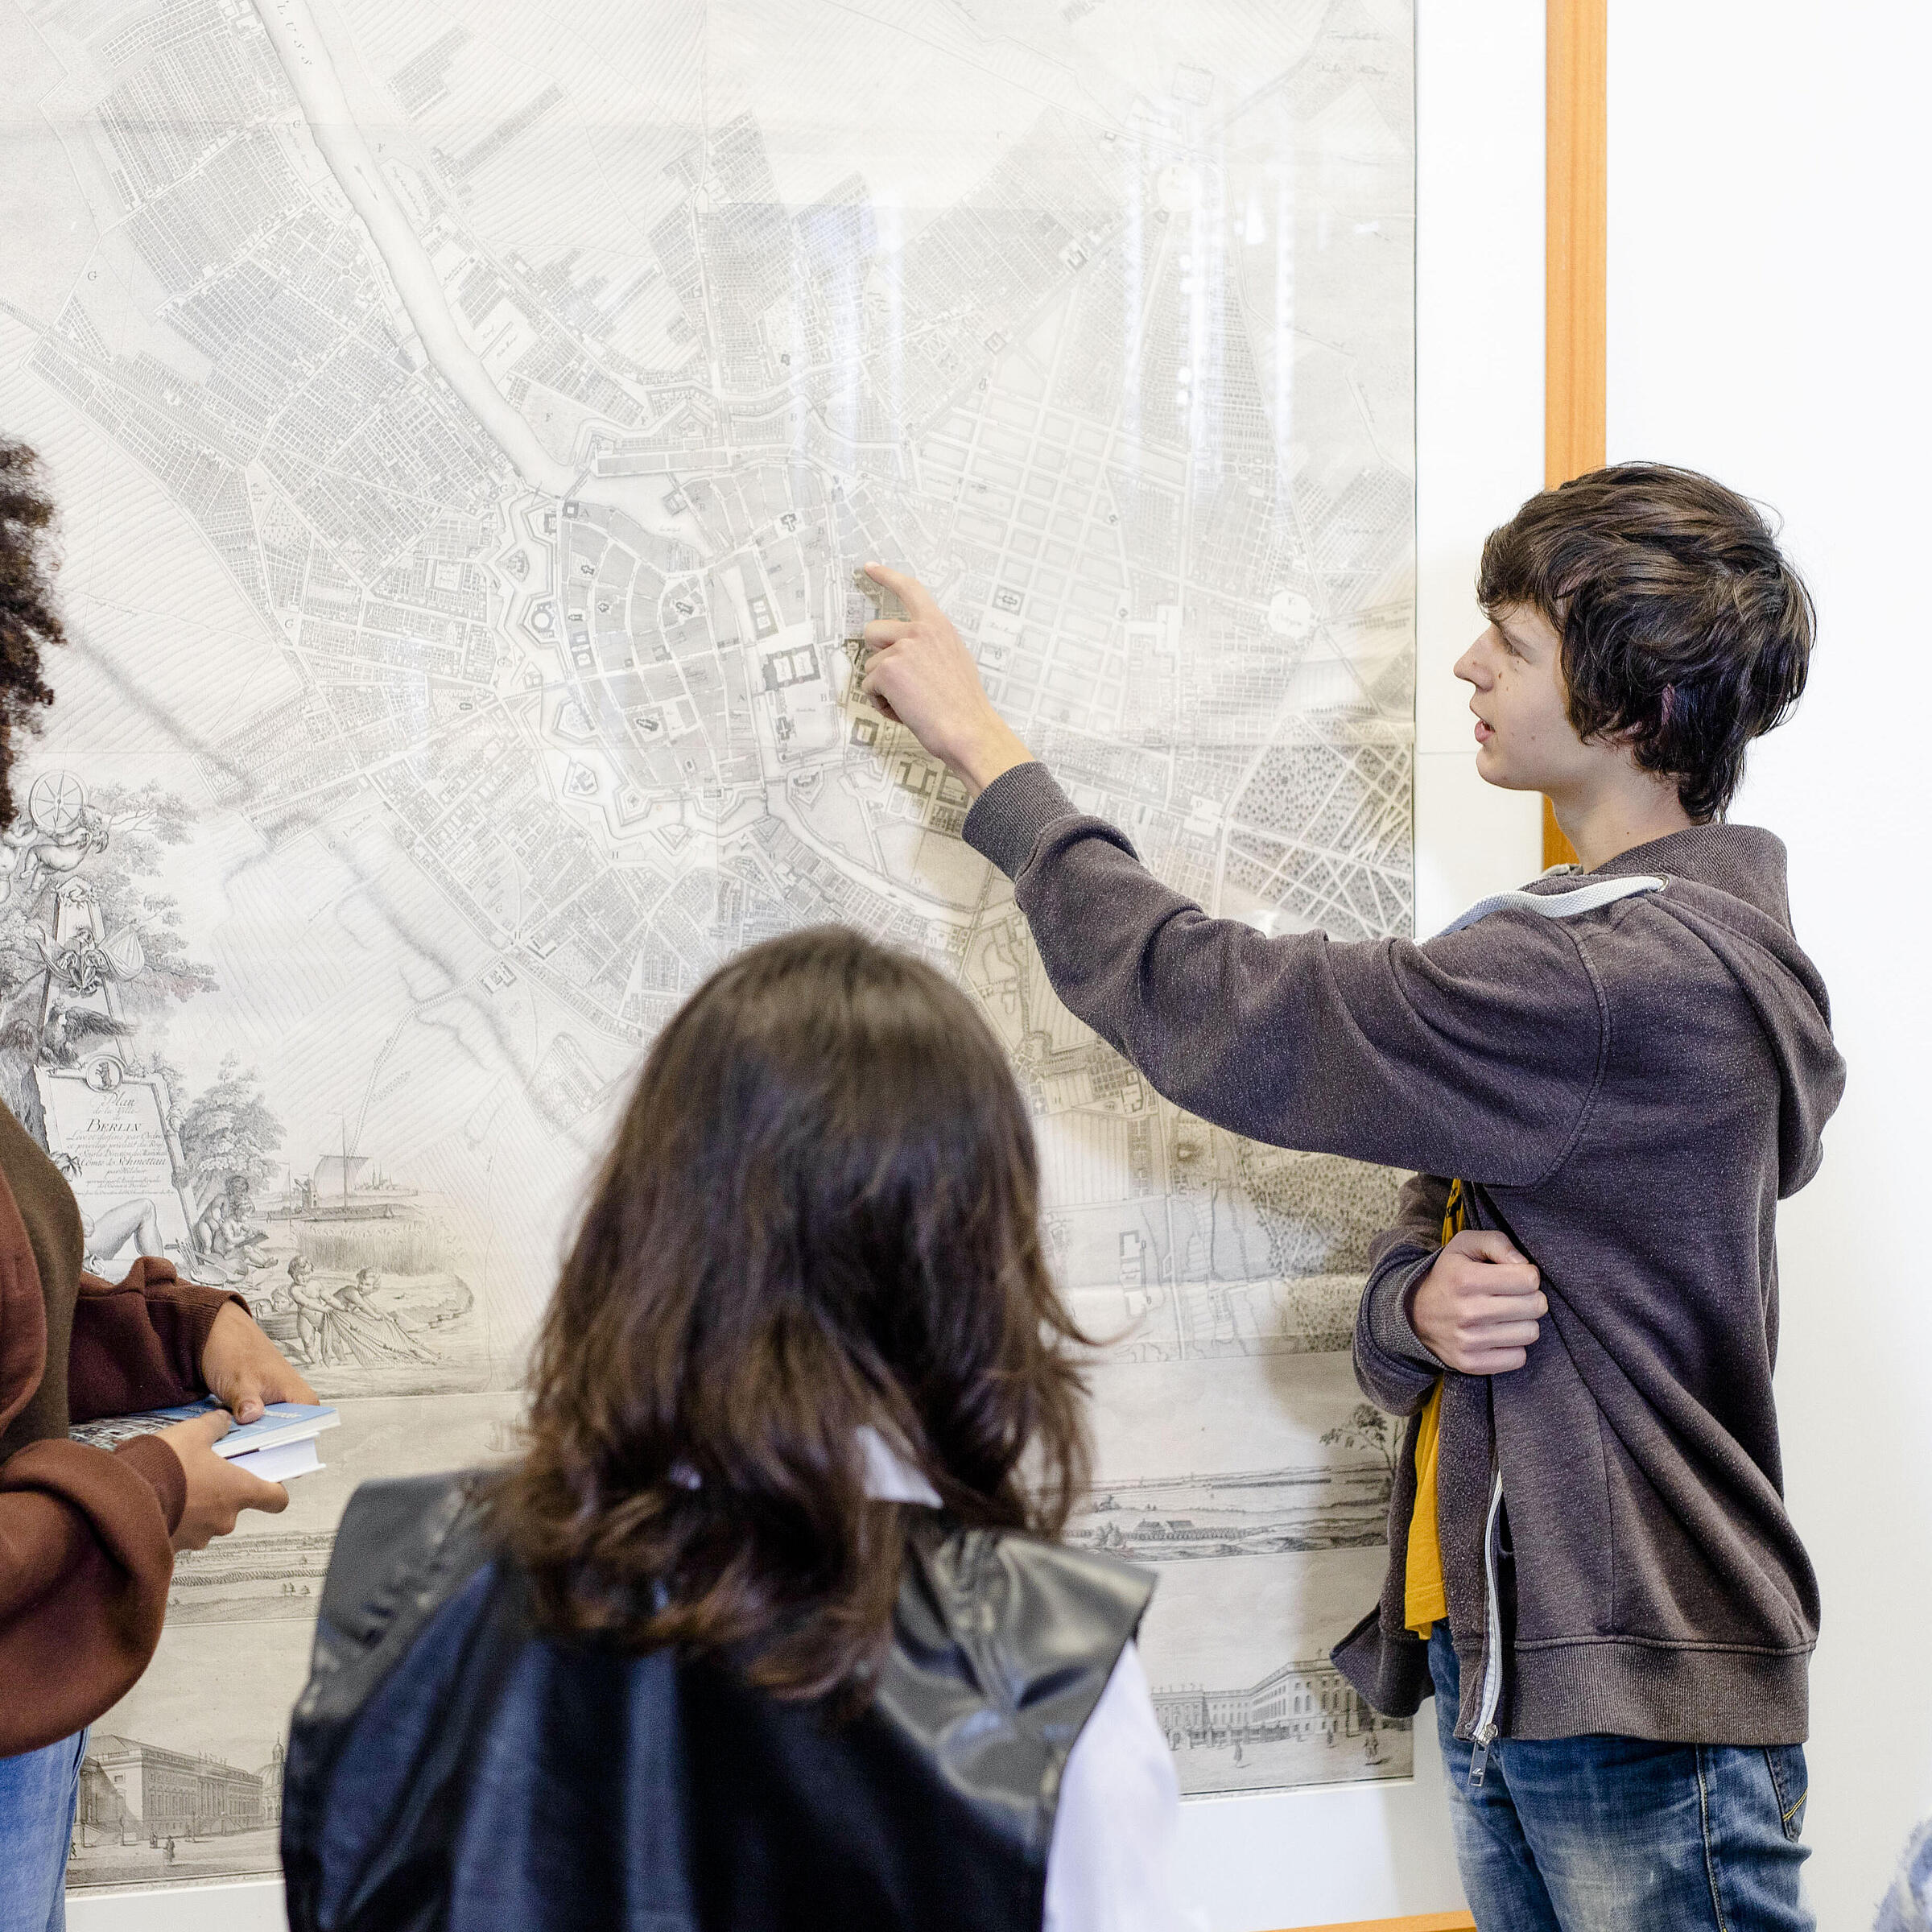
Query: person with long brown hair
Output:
[[0, 440, 317, 1930], [283, 927, 1183, 1932]]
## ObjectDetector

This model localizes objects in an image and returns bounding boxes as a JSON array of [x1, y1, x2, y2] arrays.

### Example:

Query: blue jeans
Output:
[[0, 1729, 85, 1932], [1429, 1628, 1811, 1932]]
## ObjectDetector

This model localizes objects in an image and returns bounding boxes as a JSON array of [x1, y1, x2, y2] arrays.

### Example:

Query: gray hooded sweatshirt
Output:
[[963, 763, 1844, 1747]]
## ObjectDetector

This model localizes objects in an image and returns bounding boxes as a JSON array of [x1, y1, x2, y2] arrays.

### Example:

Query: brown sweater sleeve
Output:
[[67, 1257, 249, 1425], [0, 1433, 184, 1753]]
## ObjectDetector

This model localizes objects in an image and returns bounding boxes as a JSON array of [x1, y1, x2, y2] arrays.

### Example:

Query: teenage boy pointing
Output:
[[860, 464, 1841, 1932]]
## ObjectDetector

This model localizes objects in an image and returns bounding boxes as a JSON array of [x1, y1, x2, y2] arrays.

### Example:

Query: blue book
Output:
[[70, 1395, 339, 1481]]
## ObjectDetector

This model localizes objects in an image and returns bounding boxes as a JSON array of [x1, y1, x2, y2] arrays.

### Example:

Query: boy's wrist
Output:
[[949, 717, 1035, 798]]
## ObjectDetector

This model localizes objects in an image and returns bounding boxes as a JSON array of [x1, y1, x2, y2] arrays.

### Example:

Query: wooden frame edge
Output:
[[1278, 1915, 1477, 1932], [1542, 0, 1606, 869]]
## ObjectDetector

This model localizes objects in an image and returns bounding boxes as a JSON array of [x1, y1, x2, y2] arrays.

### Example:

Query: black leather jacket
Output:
[[281, 1473, 1152, 1932]]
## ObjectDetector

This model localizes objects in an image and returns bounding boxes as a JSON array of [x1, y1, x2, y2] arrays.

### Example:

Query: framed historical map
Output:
[[0, 0, 1414, 1889]]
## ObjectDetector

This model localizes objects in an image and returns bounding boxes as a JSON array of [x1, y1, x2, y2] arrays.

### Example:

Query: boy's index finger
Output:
[[863, 561, 936, 620], [852, 565, 906, 621]]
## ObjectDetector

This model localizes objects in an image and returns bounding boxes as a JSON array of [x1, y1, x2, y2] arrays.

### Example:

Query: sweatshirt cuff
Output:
[[962, 762, 1084, 879], [175, 1286, 251, 1392], [0, 1437, 179, 1568], [110, 1258, 251, 1393], [114, 1435, 188, 1538], [1368, 1252, 1447, 1375]]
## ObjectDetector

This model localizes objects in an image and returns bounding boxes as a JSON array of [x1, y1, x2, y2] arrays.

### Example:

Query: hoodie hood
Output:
[[1599, 824, 1843, 1197]]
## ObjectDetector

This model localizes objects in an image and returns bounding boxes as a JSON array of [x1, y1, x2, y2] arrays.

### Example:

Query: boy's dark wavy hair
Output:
[[1478, 463, 1814, 822], [493, 926, 1092, 1705], [0, 442, 63, 826]]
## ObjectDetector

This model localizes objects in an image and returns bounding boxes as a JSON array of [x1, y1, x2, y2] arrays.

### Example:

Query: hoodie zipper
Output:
[[1467, 1462, 1506, 1786]]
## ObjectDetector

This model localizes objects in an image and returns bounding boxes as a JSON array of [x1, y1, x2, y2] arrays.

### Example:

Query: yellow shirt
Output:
[[1404, 1179, 1466, 1638]]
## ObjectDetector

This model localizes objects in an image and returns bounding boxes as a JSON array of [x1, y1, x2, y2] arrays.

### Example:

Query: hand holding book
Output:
[[72, 1396, 341, 1550], [156, 1407, 291, 1553], [200, 1298, 320, 1423]]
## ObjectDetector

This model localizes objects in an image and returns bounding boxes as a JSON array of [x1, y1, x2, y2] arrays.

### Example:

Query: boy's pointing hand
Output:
[[1409, 1228, 1547, 1376], [857, 564, 1036, 797]]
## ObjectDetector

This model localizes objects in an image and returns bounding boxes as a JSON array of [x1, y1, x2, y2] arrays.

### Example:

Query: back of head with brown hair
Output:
[[493, 926, 1092, 1703], [1478, 462, 1814, 821]]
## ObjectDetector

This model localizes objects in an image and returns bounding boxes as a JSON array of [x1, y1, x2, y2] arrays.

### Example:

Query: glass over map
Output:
[[0, 0, 1415, 1885]]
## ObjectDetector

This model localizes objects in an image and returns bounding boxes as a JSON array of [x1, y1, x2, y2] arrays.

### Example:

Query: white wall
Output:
[[1410, 6, 1548, 947], [67, 3, 1550, 1927], [1608, 7, 1932, 1927]]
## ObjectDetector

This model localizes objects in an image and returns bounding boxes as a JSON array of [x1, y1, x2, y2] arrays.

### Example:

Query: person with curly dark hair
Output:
[[856, 463, 1840, 1930], [0, 442, 318, 1931], [281, 928, 1184, 1932], [0, 440, 61, 830]]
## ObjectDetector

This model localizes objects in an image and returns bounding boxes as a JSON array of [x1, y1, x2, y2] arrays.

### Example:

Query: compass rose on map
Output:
[[27, 770, 85, 838]]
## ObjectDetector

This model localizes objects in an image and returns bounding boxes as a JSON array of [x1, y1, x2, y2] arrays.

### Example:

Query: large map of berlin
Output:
[[0, 0, 1414, 1886]]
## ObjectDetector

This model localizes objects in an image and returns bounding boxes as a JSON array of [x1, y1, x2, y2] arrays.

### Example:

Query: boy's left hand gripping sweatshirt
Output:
[[964, 762, 1845, 1748], [0, 1100, 245, 1754]]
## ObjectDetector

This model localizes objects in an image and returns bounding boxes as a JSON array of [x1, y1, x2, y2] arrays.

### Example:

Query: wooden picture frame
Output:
[[1542, 0, 1607, 869]]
